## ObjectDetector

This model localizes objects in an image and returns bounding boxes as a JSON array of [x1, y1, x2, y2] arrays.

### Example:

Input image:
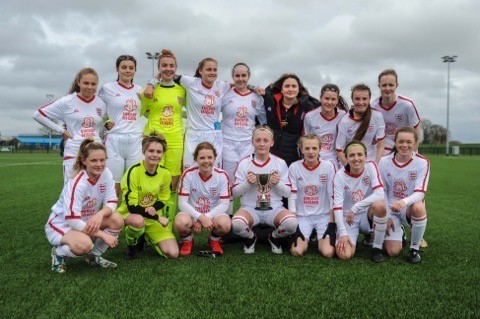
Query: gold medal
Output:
[[281, 120, 288, 128]]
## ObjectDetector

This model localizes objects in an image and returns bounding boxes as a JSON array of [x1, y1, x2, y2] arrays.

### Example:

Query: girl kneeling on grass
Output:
[[45, 139, 123, 273], [288, 134, 337, 257], [118, 133, 179, 260], [231, 125, 297, 255], [378, 126, 430, 263], [175, 142, 231, 256], [333, 141, 386, 262]]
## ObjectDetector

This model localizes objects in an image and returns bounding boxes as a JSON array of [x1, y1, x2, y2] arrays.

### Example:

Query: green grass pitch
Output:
[[0, 154, 478, 318]]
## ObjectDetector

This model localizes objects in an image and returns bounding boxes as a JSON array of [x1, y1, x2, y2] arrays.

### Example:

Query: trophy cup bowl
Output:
[[255, 173, 273, 210]]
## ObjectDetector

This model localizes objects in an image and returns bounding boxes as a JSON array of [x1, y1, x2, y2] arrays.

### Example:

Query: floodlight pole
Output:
[[46, 94, 54, 150], [441, 55, 457, 156], [145, 52, 160, 78]]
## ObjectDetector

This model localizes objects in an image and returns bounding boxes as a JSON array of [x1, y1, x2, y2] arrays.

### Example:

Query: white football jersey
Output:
[[178, 167, 230, 214], [303, 108, 346, 161], [180, 75, 231, 131], [288, 159, 336, 217], [333, 161, 383, 214], [48, 168, 117, 224], [36, 93, 106, 157], [379, 152, 430, 206], [98, 81, 143, 135], [335, 110, 386, 162], [221, 88, 266, 141], [371, 95, 421, 151], [233, 154, 291, 209]]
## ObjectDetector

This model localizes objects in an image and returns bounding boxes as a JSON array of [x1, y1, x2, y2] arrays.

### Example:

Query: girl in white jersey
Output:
[[336, 84, 386, 166], [99, 55, 144, 196], [145, 57, 231, 170], [303, 83, 349, 166], [45, 139, 123, 273], [333, 141, 387, 261], [34, 68, 107, 183], [288, 134, 337, 257], [378, 126, 430, 263], [231, 126, 298, 255], [175, 142, 231, 256], [371, 69, 422, 154]]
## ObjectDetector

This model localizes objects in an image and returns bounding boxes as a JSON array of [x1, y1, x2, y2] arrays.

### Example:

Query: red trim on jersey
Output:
[[63, 156, 75, 160], [377, 135, 386, 141], [372, 185, 382, 190], [302, 160, 320, 171], [333, 207, 343, 211], [234, 88, 252, 96], [77, 94, 96, 103], [378, 98, 397, 110], [219, 195, 230, 199], [65, 216, 82, 220], [398, 95, 421, 125], [252, 156, 271, 167], [343, 170, 363, 178], [201, 82, 213, 90], [107, 200, 118, 203], [37, 100, 57, 116], [68, 172, 84, 218], [413, 189, 426, 193], [369, 161, 384, 188], [392, 156, 414, 168], [87, 175, 100, 185], [178, 192, 189, 197], [320, 110, 340, 122], [291, 190, 298, 193], [198, 172, 213, 182], [348, 114, 362, 122], [117, 82, 134, 90]]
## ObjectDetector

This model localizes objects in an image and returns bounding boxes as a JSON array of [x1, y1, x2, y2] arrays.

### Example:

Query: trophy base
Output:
[[255, 204, 273, 211]]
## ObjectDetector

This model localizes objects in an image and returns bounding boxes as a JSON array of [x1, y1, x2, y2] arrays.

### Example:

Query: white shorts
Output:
[[45, 216, 70, 246], [222, 139, 254, 185], [384, 209, 408, 242], [62, 158, 76, 184], [105, 133, 143, 182], [183, 129, 223, 170], [238, 206, 287, 227], [340, 212, 372, 246], [298, 214, 331, 240]]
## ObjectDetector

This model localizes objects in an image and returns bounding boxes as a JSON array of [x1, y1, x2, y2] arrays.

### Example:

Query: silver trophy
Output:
[[255, 173, 273, 210]]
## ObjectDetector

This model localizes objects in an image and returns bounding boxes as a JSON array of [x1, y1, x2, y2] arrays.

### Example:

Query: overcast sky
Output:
[[1, 0, 479, 142]]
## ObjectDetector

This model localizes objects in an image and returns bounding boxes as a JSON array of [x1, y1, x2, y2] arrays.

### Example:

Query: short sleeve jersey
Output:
[[371, 95, 421, 151], [221, 88, 266, 141], [378, 152, 430, 206], [303, 108, 346, 161], [178, 167, 230, 214], [98, 82, 143, 135], [333, 161, 383, 214], [335, 110, 386, 162], [233, 154, 291, 209], [116, 161, 172, 216], [288, 159, 336, 217], [50, 168, 118, 223], [141, 83, 186, 148], [37, 93, 106, 157], [180, 75, 231, 131]]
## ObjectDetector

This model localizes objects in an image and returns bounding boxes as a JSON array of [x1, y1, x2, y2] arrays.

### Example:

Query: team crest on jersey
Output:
[[251, 101, 257, 108], [320, 174, 327, 184], [85, 197, 97, 208], [82, 116, 95, 128], [393, 180, 407, 192], [214, 90, 221, 98], [396, 114, 404, 122], [177, 96, 184, 105], [322, 134, 334, 143], [352, 190, 364, 203], [99, 183, 106, 194], [362, 176, 371, 186], [162, 105, 174, 117], [210, 187, 218, 196], [96, 108, 103, 117], [197, 197, 210, 207], [304, 185, 318, 196], [236, 106, 248, 118], [386, 123, 397, 135], [124, 98, 138, 112], [408, 170, 418, 181], [204, 95, 215, 106], [140, 194, 154, 206]]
